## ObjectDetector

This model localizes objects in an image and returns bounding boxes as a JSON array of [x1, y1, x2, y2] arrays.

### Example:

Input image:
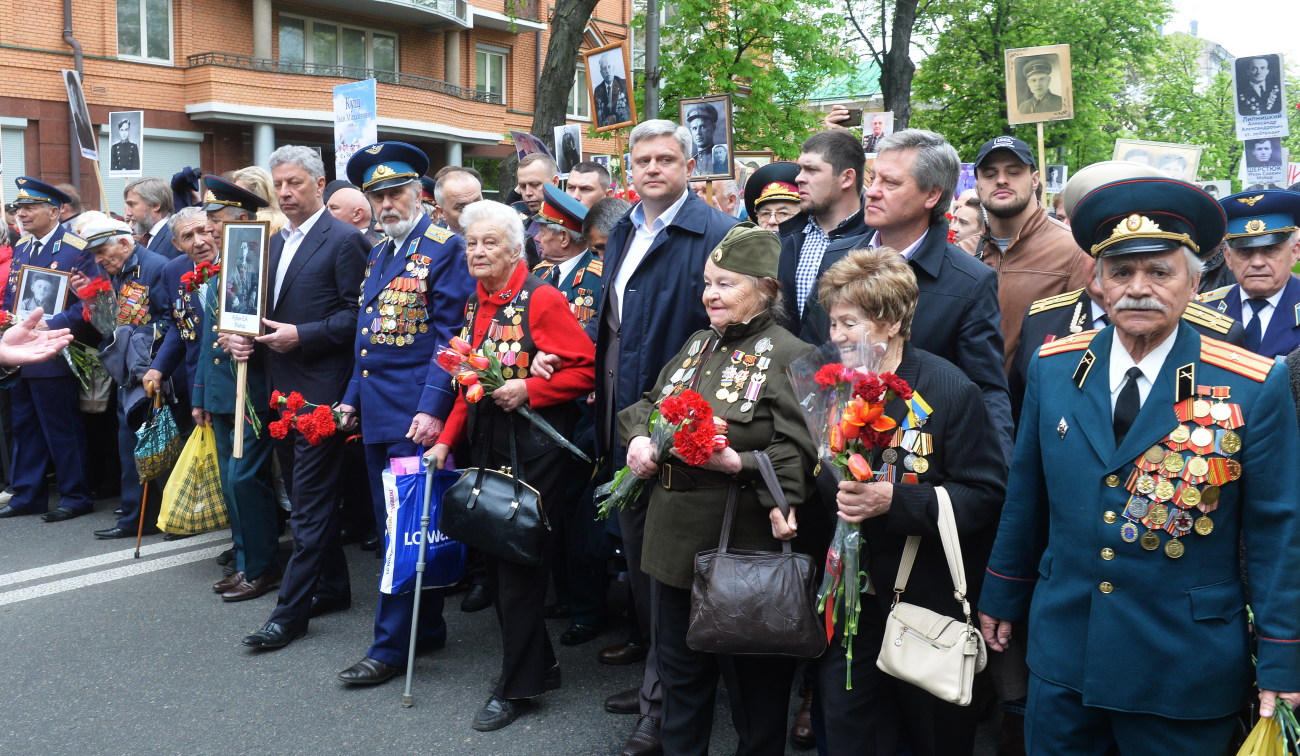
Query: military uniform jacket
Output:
[[533, 249, 603, 329], [1018, 92, 1064, 114], [341, 214, 474, 444], [6, 227, 98, 379], [111, 140, 139, 171], [150, 254, 207, 396], [1239, 83, 1282, 115], [618, 313, 817, 590], [980, 322, 1300, 719], [192, 284, 270, 414], [1199, 276, 1300, 359]]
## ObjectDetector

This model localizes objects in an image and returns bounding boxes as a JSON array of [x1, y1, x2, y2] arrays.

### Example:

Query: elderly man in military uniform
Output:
[[978, 176, 1300, 754], [1198, 190, 1300, 358], [533, 184, 603, 329], [333, 141, 476, 685], [1018, 58, 1064, 114], [111, 119, 140, 172], [0, 177, 97, 522]]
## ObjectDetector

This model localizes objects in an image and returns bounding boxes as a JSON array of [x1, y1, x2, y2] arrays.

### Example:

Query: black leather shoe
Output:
[[94, 526, 135, 539], [216, 548, 235, 566], [472, 696, 531, 732], [338, 657, 404, 685], [41, 506, 88, 522], [621, 715, 662, 756], [241, 622, 304, 650], [597, 641, 648, 665], [221, 562, 238, 577], [543, 602, 571, 619], [460, 584, 491, 613], [0, 505, 35, 519], [560, 623, 601, 646], [604, 687, 640, 714], [309, 595, 352, 618], [359, 532, 381, 551]]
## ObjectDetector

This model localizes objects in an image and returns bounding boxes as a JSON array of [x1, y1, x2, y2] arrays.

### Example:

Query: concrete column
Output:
[[446, 141, 463, 167], [253, 0, 272, 59], [253, 123, 275, 168], [444, 30, 461, 87]]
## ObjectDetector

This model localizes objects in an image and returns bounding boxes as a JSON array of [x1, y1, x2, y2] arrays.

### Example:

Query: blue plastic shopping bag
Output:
[[379, 457, 466, 594]]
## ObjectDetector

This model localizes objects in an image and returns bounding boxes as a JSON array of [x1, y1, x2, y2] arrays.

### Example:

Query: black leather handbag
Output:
[[440, 409, 550, 567], [686, 451, 827, 658]]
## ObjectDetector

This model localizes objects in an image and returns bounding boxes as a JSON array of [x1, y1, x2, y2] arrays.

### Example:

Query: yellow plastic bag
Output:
[[157, 425, 229, 535], [1237, 714, 1283, 756]]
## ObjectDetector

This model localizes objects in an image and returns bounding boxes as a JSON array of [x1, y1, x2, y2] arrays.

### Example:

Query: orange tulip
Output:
[[847, 453, 871, 481], [467, 353, 491, 370], [465, 384, 485, 403], [456, 370, 480, 386], [840, 419, 861, 440], [829, 423, 846, 453], [870, 414, 897, 433], [450, 336, 473, 355]]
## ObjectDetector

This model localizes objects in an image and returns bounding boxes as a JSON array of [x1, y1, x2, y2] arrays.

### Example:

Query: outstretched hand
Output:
[[0, 308, 74, 367]]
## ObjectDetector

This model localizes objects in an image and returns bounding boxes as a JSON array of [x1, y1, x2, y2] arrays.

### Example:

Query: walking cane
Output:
[[402, 462, 436, 707], [134, 388, 163, 559]]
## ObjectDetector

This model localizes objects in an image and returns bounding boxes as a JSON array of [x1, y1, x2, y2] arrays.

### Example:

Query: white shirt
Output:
[[148, 216, 169, 242], [1238, 286, 1285, 338], [613, 189, 689, 320], [274, 206, 326, 306], [555, 253, 585, 284], [1089, 300, 1109, 330], [1108, 328, 1177, 412], [869, 229, 929, 260]]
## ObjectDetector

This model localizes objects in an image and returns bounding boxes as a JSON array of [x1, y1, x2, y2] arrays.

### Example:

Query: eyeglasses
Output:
[[757, 208, 797, 223]]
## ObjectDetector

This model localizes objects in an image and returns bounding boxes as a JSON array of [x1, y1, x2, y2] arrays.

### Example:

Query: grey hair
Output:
[[124, 177, 174, 215], [629, 119, 692, 161], [434, 169, 483, 205], [269, 145, 326, 180], [876, 129, 959, 225], [1094, 248, 1204, 283], [460, 200, 525, 261], [583, 197, 631, 237], [716, 180, 739, 197], [168, 206, 207, 236], [543, 222, 584, 247]]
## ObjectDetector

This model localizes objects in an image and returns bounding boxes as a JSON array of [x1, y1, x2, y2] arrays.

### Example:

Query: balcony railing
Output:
[[186, 52, 504, 105]]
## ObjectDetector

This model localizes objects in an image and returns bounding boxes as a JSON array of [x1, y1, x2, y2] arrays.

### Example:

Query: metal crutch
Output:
[[402, 463, 436, 707]]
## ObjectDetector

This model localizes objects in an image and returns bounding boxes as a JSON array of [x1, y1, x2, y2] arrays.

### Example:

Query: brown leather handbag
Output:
[[686, 451, 826, 658]]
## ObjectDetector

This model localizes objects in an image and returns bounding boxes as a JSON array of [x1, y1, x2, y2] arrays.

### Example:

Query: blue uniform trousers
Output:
[[364, 439, 446, 667], [8, 376, 93, 513], [212, 413, 278, 580]]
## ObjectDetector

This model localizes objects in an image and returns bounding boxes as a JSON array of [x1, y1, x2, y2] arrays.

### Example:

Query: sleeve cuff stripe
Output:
[[986, 567, 1036, 582]]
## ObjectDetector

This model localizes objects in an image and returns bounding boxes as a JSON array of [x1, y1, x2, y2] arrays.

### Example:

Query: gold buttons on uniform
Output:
[[212, 341, 219, 348], [362, 328, 369, 335], [1101, 548, 1114, 560], [1105, 474, 1119, 487], [366, 306, 373, 313], [360, 349, 368, 356], [213, 358, 220, 364], [1103, 511, 1117, 524], [1099, 582, 1113, 594], [362, 370, 370, 377]]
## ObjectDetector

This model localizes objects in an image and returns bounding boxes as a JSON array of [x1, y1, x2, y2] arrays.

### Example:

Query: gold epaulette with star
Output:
[[586, 259, 603, 277], [1200, 336, 1273, 383], [1037, 329, 1098, 357], [1027, 288, 1085, 316], [17, 235, 32, 246], [532, 260, 555, 274], [62, 234, 87, 250], [1181, 301, 1235, 335], [1197, 285, 1233, 304], [424, 224, 454, 244]]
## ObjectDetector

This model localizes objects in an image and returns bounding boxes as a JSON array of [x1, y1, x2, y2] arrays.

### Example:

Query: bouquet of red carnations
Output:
[[76, 277, 118, 338], [269, 390, 341, 445], [180, 260, 220, 294], [787, 340, 911, 688], [594, 389, 728, 519]]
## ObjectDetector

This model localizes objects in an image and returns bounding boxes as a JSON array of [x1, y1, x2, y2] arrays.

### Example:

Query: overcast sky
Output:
[[1169, 0, 1300, 63]]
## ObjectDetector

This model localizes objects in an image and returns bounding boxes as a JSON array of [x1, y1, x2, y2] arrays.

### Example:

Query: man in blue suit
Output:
[[979, 177, 1300, 753], [1197, 189, 1300, 359], [332, 142, 475, 684], [0, 177, 98, 522], [124, 178, 183, 260], [238, 146, 369, 651]]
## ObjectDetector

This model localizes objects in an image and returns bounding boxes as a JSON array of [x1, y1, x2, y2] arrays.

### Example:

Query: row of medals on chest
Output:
[[488, 302, 531, 379], [367, 264, 431, 345], [662, 336, 775, 413], [1105, 394, 1243, 559]]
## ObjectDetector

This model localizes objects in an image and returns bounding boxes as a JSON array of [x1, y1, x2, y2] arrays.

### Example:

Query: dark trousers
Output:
[[267, 432, 350, 631], [112, 390, 164, 531], [555, 471, 608, 627], [212, 413, 278, 580], [1024, 673, 1240, 755], [814, 593, 980, 756], [364, 439, 447, 667], [8, 376, 93, 513], [619, 499, 662, 716], [655, 580, 796, 756]]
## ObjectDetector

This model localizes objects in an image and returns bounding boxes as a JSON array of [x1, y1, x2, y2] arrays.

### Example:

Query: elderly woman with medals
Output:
[[426, 200, 595, 732], [812, 248, 1006, 756], [619, 223, 819, 755]]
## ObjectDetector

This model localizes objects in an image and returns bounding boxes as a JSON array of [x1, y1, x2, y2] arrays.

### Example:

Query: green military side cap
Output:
[[709, 222, 780, 279]]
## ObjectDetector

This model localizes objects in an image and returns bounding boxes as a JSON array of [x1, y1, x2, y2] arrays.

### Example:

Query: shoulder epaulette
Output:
[[1182, 301, 1235, 335], [17, 234, 32, 246], [1037, 329, 1097, 357], [62, 234, 87, 250], [532, 261, 555, 274], [1197, 285, 1233, 303], [370, 236, 389, 251], [586, 259, 603, 276], [1027, 288, 1085, 316], [424, 224, 454, 244], [1200, 336, 1273, 383]]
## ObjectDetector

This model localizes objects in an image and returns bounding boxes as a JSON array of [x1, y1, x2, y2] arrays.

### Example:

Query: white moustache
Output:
[[1113, 296, 1167, 313]]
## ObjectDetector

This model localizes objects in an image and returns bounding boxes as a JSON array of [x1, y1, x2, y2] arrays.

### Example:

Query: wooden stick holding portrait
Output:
[[217, 220, 271, 457]]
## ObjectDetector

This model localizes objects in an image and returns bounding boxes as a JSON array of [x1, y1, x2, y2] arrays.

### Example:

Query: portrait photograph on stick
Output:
[[1005, 44, 1074, 125], [554, 123, 583, 178], [1244, 137, 1286, 186], [107, 110, 143, 178], [15, 266, 70, 322], [1111, 138, 1202, 183], [1232, 53, 1289, 143], [1044, 165, 1068, 194], [679, 94, 734, 180], [861, 111, 894, 155], [585, 41, 636, 133], [734, 150, 773, 192], [61, 69, 98, 161], [217, 220, 270, 337]]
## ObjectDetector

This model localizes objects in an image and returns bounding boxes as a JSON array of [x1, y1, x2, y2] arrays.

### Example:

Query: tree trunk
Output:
[[880, 0, 918, 129]]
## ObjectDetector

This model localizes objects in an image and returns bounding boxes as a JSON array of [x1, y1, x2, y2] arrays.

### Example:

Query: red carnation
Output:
[[268, 418, 290, 439], [882, 373, 912, 400], [285, 391, 306, 413], [815, 363, 847, 388], [270, 390, 285, 409]]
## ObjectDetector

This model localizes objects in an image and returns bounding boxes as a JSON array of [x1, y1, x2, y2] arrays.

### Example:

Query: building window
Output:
[[278, 14, 398, 74], [476, 47, 507, 101], [117, 0, 172, 62], [567, 63, 590, 120]]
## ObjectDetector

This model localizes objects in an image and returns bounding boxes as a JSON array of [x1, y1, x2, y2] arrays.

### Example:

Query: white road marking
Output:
[[0, 530, 231, 588], [0, 544, 231, 606]]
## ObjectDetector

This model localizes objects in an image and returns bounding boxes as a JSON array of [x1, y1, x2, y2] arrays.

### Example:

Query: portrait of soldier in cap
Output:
[[680, 94, 734, 178], [109, 111, 142, 176], [1018, 56, 1064, 114]]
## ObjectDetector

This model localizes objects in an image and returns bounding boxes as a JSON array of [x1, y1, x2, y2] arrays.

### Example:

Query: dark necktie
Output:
[[1098, 313, 1111, 327], [1243, 298, 1268, 353], [1114, 366, 1143, 445], [30, 240, 42, 264]]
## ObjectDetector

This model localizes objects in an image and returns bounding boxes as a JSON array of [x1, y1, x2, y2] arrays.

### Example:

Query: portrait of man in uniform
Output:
[[1005, 44, 1075, 125], [1018, 57, 1063, 114], [861, 112, 893, 155], [1236, 54, 1283, 116], [679, 94, 734, 180], [554, 123, 582, 177], [217, 221, 270, 335], [1113, 139, 1202, 185], [61, 69, 98, 161], [585, 43, 635, 131], [108, 110, 143, 177], [1045, 165, 1068, 194], [15, 267, 70, 322]]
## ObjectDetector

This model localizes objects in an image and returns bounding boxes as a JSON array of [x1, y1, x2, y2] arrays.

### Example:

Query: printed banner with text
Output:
[[334, 80, 378, 180]]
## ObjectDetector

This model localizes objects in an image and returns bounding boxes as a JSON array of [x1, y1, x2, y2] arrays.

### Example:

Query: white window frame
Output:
[[116, 0, 174, 65], [567, 62, 591, 121], [278, 13, 399, 72], [475, 44, 508, 103]]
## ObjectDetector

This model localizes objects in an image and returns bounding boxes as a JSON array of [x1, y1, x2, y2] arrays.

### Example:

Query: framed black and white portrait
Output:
[[1005, 45, 1074, 125], [61, 70, 98, 161], [1044, 165, 1068, 194], [107, 110, 143, 178], [1232, 53, 1288, 141], [218, 221, 270, 337], [554, 123, 583, 178], [585, 42, 637, 134], [1112, 138, 1202, 183], [16, 266, 70, 321], [861, 112, 894, 155], [679, 94, 734, 181], [734, 151, 773, 192], [1244, 137, 1286, 186]]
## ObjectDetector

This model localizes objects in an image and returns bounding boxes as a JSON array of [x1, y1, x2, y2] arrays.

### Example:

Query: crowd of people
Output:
[[4, 108, 1300, 756]]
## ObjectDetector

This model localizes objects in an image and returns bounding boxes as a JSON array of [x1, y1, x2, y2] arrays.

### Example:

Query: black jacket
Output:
[[776, 209, 869, 330]]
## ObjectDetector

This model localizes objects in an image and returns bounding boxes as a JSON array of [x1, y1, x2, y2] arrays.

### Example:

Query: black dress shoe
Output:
[[309, 595, 353, 618], [560, 623, 601, 646], [216, 547, 235, 566], [460, 584, 492, 613], [0, 505, 35, 519], [41, 506, 88, 522], [358, 532, 381, 551], [604, 687, 640, 714], [221, 562, 238, 577], [94, 526, 135, 539], [597, 641, 648, 665], [621, 715, 662, 756], [472, 696, 532, 732], [338, 657, 404, 685], [241, 622, 304, 650], [163, 532, 194, 541], [543, 602, 571, 619]]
